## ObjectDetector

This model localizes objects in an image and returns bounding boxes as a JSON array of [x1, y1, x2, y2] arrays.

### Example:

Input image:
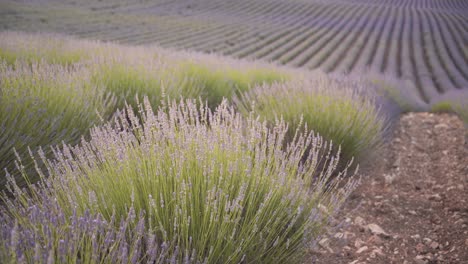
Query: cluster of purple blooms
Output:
[[1, 87, 356, 263]]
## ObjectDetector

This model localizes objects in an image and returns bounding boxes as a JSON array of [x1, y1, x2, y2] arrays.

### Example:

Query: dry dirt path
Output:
[[311, 113, 468, 264]]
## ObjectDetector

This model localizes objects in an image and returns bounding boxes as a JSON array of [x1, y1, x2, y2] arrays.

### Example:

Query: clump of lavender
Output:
[[2, 98, 356, 263], [0, 31, 87, 66], [0, 180, 176, 263], [235, 75, 386, 165], [0, 60, 115, 188], [0, 31, 290, 113]]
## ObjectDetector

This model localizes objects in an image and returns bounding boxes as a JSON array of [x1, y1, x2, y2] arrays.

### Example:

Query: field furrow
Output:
[[290, 5, 365, 68], [351, 6, 389, 72], [246, 6, 322, 60], [427, 13, 468, 88], [413, 10, 440, 100], [381, 7, 401, 76], [1, 0, 467, 107], [226, 4, 312, 58], [399, 8, 415, 82], [320, 6, 374, 73], [436, 14, 468, 78], [259, 5, 333, 62], [369, 7, 396, 73], [270, 3, 347, 64], [424, 10, 468, 89], [420, 10, 454, 92]]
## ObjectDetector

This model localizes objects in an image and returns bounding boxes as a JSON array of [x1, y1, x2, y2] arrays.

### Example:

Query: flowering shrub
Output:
[[0, 32, 291, 189], [1, 98, 357, 263], [0, 31, 289, 111], [177, 61, 288, 108], [0, 31, 86, 66], [235, 75, 386, 164], [0, 61, 114, 187], [429, 90, 468, 124], [1, 191, 176, 263]]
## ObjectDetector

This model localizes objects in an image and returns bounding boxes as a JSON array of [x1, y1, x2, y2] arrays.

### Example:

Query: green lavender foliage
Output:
[[429, 90, 468, 124], [0, 31, 289, 111], [1, 184, 176, 263], [0, 31, 290, 189], [2, 98, 357, 263], [0, 61, 115, 187], [0, 31, 87, 66], [235, 76, 386, 165]]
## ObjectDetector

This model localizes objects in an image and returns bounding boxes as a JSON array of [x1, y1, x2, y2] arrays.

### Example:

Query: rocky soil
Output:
[[310, 113, 468, 264]]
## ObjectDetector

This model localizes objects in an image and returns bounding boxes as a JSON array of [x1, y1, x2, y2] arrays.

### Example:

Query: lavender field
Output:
[[0, 0, 467, 263], [1, 0, 467, 107]]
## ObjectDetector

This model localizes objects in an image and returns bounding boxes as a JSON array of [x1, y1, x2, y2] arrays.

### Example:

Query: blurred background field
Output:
[[1, 0, 467, 112]]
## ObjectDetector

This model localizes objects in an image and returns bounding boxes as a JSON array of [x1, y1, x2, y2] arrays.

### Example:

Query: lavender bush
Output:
[[235, 75, 386, 164], [0, 31, 289, 111], [0, 60, 115, 188], [1, 98, 357, 263], [0, 31, 87, 66], [429, 90, 468, 124], [1, 184, 177, 263], [0, 31, 292, 188]]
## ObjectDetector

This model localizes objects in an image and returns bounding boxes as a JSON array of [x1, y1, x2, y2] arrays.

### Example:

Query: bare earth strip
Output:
[[311, 113, 468, 264]]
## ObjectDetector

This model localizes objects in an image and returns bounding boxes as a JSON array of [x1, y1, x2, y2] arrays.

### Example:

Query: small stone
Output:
[[435, 123, 448, 129], [334, 232, 344, 239], [429, 241, 439, 250], [384, 173, 396, 185], [414, 255, 428, 264], [428, 194, 442, 201], [318, 238, 334, 253], [344, 231, 355, 239], [367, 223, 391, 238], [409, 210, 417, 215], [372, 247, 385, 257], [411, 234, 421, 240], [354, 239, 365, 248], [416, 243, 427, 253], [367, 235, 383, 245], [423, 238, 432, 245], [356, 246, 368, 254], [354, 216, 365, 226], [348, 260, 359, 264], [318, 238, 329, 247]]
